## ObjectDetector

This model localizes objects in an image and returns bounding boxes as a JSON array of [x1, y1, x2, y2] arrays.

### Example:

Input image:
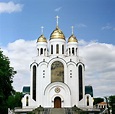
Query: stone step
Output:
[[50, 108, 65, 114]]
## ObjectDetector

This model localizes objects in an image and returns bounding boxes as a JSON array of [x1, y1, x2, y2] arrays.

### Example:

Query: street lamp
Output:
[[105, 97, 110, 114]]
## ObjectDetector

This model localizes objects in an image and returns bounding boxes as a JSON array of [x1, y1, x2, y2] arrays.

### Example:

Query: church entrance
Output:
[[54, 97, 61, 108]]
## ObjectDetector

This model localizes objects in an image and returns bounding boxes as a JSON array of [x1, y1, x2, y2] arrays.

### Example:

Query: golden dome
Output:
[[37, 34, 47, 43], [68, 34, 78, 43], [50, 26, 65, 40]]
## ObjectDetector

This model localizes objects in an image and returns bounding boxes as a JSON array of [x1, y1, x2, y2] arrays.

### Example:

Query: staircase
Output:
[[50, 108, 65, 114]]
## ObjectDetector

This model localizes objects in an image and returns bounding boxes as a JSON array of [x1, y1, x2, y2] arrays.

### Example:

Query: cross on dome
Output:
[[56, 15, 59, 26], [71, 26, 74, 34], [41, 26, 44, 34]]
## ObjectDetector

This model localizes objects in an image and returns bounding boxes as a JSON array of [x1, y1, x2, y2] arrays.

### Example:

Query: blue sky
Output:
[[0, 0, 115, 97], [0, 0, 115, 46]]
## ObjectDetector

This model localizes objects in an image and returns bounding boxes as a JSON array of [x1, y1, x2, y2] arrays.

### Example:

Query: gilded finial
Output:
[[41, 26, 44, 34], [56, 16, 59, 27], [71, 26, 74, 35]]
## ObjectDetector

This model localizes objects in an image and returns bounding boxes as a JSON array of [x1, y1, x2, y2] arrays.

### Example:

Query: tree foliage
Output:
[[0, 49, 16, 113], [109, 95, 115, 113], [93, 97, 104, 105], [7, 92, 22, 109]]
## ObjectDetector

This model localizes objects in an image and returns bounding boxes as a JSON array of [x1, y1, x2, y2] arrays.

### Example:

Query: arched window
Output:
[[38, 48, 39, 56], [69, 48, 71, 55], [56, 44, 59, 54], [72, 47, 74, 55], [44, 48, 46, 56], [78, 65, 83, 101], [26, 96, 29, 106], [41, 48, 43, 55], [51, 61, 64, 83], [62, 45, 64, 54], [76, 48, 77, 55], [51, 45, 53, 54], [87, 96, 89, 106], [33, 65, 36, 101]]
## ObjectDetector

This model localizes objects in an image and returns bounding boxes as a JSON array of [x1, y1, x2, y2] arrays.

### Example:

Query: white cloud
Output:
[[54, 7, 62, 12], [2, 39, 37, 91], [101, 24, 115, 31], [0, 1, 23, 13], [79, 41, 115, 97], [76, 23, 87, 28], [1, 39, 115, 97]]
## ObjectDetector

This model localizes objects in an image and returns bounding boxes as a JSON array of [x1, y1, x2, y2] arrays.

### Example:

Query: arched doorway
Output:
[[54, 97, 61, 108]]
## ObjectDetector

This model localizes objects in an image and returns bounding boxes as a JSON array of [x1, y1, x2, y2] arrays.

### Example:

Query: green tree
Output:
[[0, 49, 16, 114], [7, 92, 22, 109], [93, 97, 104, 105], [109, 95, 115, 114]]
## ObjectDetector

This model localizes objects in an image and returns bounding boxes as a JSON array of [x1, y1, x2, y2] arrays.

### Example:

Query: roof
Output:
[[85, 85, 93, 97], [98, 102, 107, 105], [22, 86, 30, 94], [50, 26, 65, 40]]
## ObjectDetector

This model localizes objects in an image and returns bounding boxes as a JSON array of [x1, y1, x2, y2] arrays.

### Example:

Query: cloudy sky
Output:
[[0, 0, 115, 97]]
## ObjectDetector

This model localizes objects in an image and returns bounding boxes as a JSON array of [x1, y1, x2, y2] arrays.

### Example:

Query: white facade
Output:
[[22, 23, 93, 109]]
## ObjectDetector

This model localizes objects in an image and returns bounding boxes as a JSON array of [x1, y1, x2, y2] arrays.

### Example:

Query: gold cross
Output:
[[56, 16, 59, 26]]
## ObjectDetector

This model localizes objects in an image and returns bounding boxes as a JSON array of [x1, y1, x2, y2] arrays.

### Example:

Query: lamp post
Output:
[[105, 97, 110, 114]]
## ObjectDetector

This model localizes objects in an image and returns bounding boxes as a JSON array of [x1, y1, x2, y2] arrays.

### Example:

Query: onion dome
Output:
[[37, 34, 47, 43], [68, 34, 78, 43], [50, 26, 65, 40]]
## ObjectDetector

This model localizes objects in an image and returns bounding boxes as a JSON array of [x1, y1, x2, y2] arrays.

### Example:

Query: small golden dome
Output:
[[50, 26, 65, 40], [68, 34, 78, 43], [37, 34, 47, 43]]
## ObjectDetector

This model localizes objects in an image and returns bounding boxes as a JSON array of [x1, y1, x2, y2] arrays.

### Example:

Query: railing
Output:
[[44, 108, 50, 114], [8, 108, 15, 114], [65, 108, 73, 114]]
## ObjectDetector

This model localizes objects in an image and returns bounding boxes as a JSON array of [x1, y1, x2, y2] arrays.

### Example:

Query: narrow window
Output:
[[78, 65, 83, 101], [44, 48, 46, 56], [76, 48, 77, 55], [33, 65, 36, 101], [56, 44, 59, 54], [51, 45, 53, 54], [41, 48, 43, 55], [72, 47, 74, 55], [69, 48, 71, 55], [87, 96, 89, 106], [38, 49, 39, 56], [62, 45, 64, 54], [26, 96, 29, 106]]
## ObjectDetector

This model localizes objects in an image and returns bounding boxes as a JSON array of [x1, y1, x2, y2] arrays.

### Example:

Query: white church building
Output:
[[21, 17, 93, 110]]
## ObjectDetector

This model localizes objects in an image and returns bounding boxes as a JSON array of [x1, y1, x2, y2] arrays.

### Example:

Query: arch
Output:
[[44, 82, 71, 95], [44, 82, 71, 107], [51, 61, 64, 83]]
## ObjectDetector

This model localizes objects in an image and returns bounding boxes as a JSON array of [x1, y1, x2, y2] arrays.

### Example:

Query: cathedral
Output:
[[21, 17, 93, 110]]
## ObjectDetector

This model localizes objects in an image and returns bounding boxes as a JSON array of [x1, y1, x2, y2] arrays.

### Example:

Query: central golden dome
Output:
[[50, 26, 65, 40]]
